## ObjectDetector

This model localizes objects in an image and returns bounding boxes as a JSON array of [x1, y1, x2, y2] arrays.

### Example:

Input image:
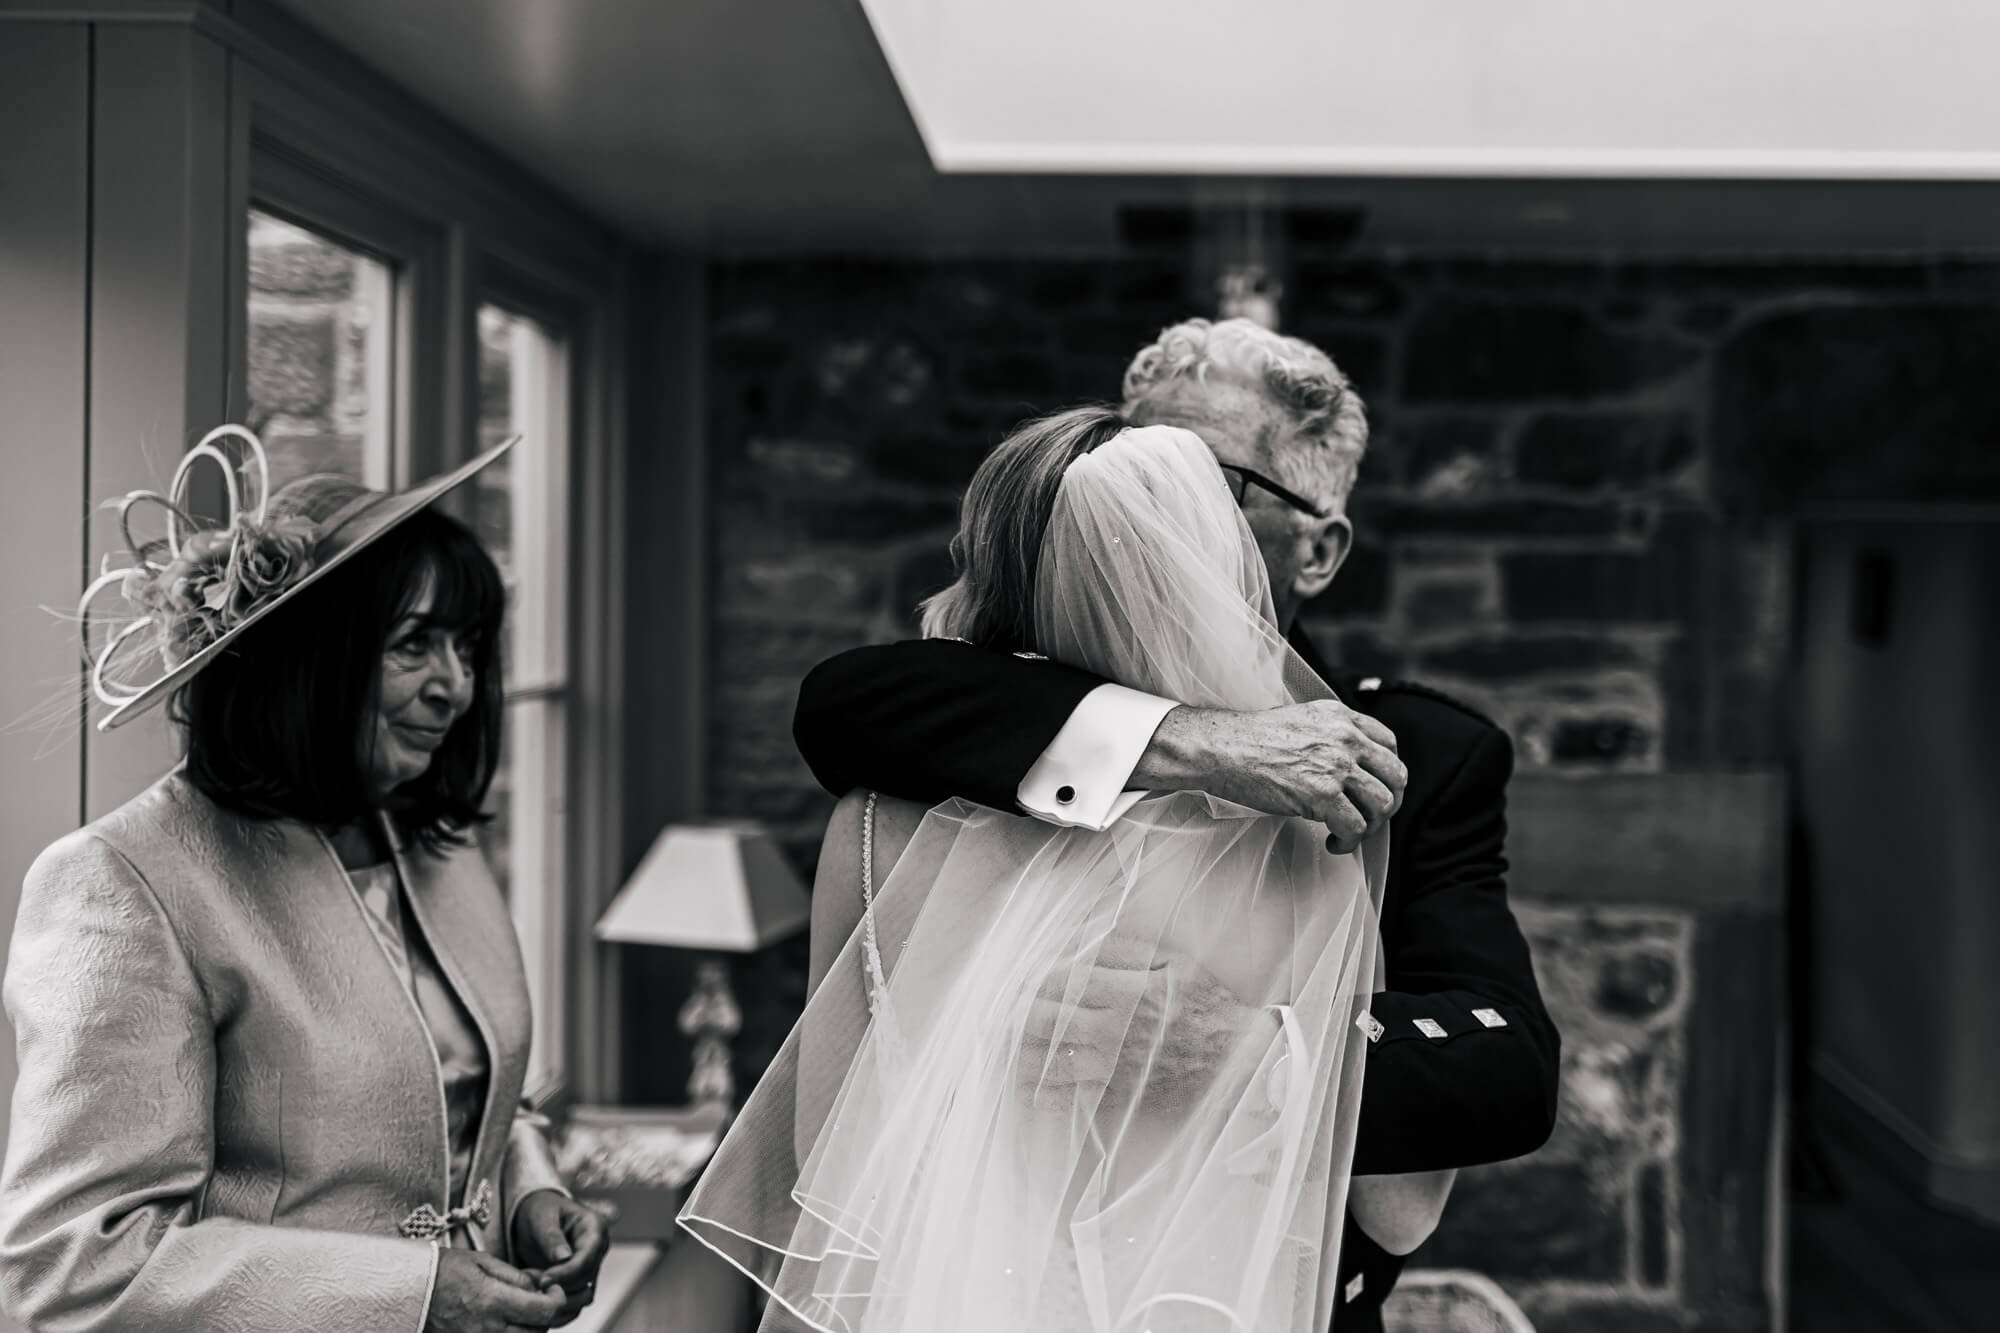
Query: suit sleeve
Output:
[[1350, 728, 1562, 1175], [794, 639, 1110, 809], [0, 834, 438, 1333]]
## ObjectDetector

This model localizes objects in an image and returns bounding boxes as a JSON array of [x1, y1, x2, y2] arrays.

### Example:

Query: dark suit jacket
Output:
[[792, 627, 1560, 1331]]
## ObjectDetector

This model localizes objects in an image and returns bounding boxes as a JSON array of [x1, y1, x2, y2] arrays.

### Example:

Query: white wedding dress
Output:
[[681, 425, 1386, 1333]]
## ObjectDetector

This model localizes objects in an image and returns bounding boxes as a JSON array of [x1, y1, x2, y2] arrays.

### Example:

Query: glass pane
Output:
[[474, 301, 571, 1083], [473, 304, 569, 691], [245, 209, 394, 492], [482, 696, 568, 1091]]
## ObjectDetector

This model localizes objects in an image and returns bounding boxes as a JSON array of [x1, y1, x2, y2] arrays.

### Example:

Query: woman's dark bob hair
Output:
[[174, 503, 506, 853]]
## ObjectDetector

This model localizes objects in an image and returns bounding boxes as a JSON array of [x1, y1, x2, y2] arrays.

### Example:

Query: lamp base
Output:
[[679, 957, 742, 1107]]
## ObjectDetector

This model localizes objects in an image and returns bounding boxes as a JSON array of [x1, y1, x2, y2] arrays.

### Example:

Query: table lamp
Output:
[[596, 821, 812, 1107]]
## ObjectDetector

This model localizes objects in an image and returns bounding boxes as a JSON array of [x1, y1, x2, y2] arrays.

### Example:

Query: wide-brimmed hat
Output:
[[80, 425, 516, 731]]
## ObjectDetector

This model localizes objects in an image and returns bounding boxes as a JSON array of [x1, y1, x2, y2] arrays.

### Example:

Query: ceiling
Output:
[[270, 0, 2000, 259]]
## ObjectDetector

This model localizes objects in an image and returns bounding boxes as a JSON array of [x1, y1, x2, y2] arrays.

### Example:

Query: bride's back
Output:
[[687, 408, 1385, 1333], [925, 413, 1336, 1001]]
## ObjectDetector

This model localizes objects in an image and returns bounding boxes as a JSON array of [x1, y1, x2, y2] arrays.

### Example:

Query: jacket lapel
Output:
[[387, 823, 532, 1245], [1287, 622, 1348, 703]]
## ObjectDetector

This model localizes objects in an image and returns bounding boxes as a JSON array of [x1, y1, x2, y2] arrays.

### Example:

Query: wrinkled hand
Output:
[[511, 1191, 614, 1325], [423, 1249, 570, 1332], [1017, 931, 1267, 1110], [1144, 700, 1405, 854]]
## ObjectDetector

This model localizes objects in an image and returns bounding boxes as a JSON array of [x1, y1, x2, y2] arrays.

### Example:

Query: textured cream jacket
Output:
[[0, 772, 566, 1331]]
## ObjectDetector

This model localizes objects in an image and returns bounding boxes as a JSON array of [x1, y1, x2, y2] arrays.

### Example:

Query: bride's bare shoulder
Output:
[[817, 791, 928, 896]]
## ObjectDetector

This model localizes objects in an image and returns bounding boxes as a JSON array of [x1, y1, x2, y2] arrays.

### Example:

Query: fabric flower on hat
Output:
[[226, 514, 317, 621], [135, 516, 319, 666]]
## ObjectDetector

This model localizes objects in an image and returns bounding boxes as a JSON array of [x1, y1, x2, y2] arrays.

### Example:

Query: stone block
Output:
[[1419, 904, 1695, 1305], [1614, 259, 1930, 298], [261, 432, 363, 490], [1418, 1160, 1628, 1282], [1115, 205, 1194, 252], [1404, 300, 1700, 404], [723, 556, 880, 620], [1514, 413, 1696, 491], [741, 436, 862, 489], [869, 432, 988, 488], [1281, 205, 1368, 254], [1025, 264, 1102, 312], [1431, 259, 1613, 296], [1502, 551, 1682, 623], [958, 349, 1059, 400], [1549, 717, 1653, 765], [1289, 261, 1405, 319], [1402, 577, 1490, 636], [1393, 416, 1506, 495], [248, 239, 353, 299], [1374, 498, 1631, 542], [1108, 260, 1193, 308], [1419, 635, 1647, 680], [1713, 304, 2000, 503], [790, 490, 961, 543], [1325, 625, 1405, 678], [247, 313, 335, 417], [813, 336, 937, 414]]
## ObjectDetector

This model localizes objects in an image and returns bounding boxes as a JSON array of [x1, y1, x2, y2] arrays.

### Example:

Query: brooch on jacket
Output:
[[398, 1178, 494, 1242]]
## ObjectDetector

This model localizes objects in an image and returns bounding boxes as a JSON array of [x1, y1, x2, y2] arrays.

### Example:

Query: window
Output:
[[241, 80, 621, 1102], [474, 303, 573, 1097], [245, 209, 395, 490]]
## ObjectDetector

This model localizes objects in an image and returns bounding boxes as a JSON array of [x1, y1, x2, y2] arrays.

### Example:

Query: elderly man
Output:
[[793, 317, 1560, 1332]]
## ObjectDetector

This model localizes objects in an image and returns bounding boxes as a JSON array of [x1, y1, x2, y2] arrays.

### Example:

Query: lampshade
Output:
[[595, 822, 813, 952]]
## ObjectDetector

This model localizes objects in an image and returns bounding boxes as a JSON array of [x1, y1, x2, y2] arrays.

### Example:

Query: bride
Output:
[[683, 409, 1399, 1332]]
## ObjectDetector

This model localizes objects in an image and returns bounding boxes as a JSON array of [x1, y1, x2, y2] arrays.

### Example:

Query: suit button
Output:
[[1056, 785, 1076, 805]]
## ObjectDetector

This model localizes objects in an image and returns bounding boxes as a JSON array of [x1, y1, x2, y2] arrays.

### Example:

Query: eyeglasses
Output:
[[1217, 464, 1330, 519]]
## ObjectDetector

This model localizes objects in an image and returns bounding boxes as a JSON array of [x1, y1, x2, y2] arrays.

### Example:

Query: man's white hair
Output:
[[1121, 317, 1369, 507]]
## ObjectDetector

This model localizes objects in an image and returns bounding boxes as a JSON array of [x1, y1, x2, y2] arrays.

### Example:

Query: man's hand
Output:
[[1136, 699, 1406, 853], [511, 1191, 614, 1325], [1017, 931, 1271, 1110]]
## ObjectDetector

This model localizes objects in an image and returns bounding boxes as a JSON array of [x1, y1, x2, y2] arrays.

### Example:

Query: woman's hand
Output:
[[424, 1249, 570, 1331], [512, 1190, 614, 1321], [1017, 931, 1262, 1110]]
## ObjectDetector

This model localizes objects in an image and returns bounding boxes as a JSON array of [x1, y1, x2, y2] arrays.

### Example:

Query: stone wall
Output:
[[704, 253, 1991, 831], [245, 210, 379, 488], [697, 245, 2000, 1330]]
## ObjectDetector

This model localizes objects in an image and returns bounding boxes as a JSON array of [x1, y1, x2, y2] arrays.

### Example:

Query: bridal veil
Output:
[[681, 425, 1386, 1333]]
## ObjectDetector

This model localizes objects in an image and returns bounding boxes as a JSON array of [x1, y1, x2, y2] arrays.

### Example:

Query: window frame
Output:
[[471, 286, 579, 1101], [227, 9, 630, 1106]]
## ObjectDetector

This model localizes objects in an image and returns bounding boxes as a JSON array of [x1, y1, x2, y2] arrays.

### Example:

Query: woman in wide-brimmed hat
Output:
[[0, 427, 610, 1333]]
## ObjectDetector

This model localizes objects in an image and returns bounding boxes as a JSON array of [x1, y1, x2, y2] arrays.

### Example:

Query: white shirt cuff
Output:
[[1017, 684, 1179, 831]]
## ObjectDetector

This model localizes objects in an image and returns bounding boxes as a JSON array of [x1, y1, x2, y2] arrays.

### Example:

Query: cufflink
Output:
[[1413, 1017, 1448, 1039], [1358, 676, 1382, 691], [1355, 1011, 1384, 1042], [1472, 1007, 1508, 1028], [1346, 1273, 1365, 1302], [1056, 785, 1076, 805]]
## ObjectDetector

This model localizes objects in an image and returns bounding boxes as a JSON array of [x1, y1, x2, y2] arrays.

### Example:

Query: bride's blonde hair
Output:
[[918, 404, 1127, 650]]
